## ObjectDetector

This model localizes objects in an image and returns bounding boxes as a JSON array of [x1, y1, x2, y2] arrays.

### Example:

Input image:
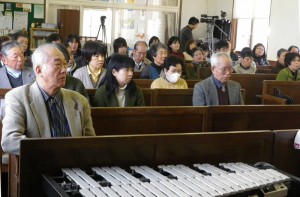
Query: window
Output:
[[233, 0, 271, 51]]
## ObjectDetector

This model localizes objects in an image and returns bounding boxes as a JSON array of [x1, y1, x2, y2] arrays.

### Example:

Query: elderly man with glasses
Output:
[[193, 52, 244, 106]]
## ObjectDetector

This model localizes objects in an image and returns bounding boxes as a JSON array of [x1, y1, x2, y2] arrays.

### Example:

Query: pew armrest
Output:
[[262, 94, 287, 105]]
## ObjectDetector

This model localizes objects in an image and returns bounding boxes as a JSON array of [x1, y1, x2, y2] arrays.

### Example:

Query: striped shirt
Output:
[[38, 85, 71, 137]]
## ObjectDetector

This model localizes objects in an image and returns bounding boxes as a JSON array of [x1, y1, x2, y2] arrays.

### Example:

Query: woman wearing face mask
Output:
[[150, 55, 188, 89]]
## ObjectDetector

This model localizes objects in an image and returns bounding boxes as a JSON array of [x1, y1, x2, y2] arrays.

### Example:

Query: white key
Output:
[[176, 165, 204, 177], [236, 172, 264, 187], [92, 167, 121, 186], [150, 181, 180, 196], [219, 173, 252, 190], [226, 173, 258, 189], [211, 174, 244, 192], [101, 187, 120, 197], [73, 168, 101, 188], [194, 164, 223, 176], [121, 184, 144, 197], [184, 177, 222, 196], [131, 166, 160, 181], [201, 164, 228, 175], [102, 167, 131, 185], [79, 188, 96, 197], [159, 180, 190, 197], [202, 176, 236, 194], [139, 166, 169, 181], [89, 187, 108, 197], [157, 165, 186, 179], [169, 179, 203, 197], [167, 165, 194, 178], [131, 183, 156, 197], [62, 168, 91, 189], [111, 185, 131, 197], [266, 169, 290, 181], [111, 167, 141, 184], [195, 176, 230, 195], [141, 182, 168, 197]]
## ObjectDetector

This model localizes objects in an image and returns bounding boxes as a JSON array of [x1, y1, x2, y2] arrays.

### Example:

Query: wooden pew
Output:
[[262, 80, 300, 104], [273, 129, 300, 177], [11, 131, 274, 196], [87, 88, 154, 106], [230, 73, 277, 104], [133, 79, 200, 89], [151, 88, 193, 106], [255, 65, 272, 73], [207, 105, 300, 132], [91, 106, 208, 135], [196, 67, 212, 79]]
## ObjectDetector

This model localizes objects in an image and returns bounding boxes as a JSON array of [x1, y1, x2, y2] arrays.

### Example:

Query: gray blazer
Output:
[[0, 66, 36, 88], [0, 66, 36, 119], [193, 75, 244, 106], [1, 82, 95, 155], [73, 66, 107, 89]]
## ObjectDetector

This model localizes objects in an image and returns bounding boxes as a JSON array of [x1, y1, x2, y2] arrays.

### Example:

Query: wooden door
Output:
[[57, 9, 80, 40]]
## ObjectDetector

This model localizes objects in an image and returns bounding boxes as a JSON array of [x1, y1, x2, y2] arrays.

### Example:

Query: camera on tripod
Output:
[[200, 14, 219, 24], [100, 16, 106, 25]]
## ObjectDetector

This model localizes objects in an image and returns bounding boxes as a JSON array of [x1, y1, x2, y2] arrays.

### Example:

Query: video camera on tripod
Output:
[[100, 16, 106, 25], [200, 14, 219, 24]]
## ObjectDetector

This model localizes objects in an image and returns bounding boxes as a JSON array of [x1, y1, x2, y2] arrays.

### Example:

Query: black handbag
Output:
[[273, 87, 294, 104]]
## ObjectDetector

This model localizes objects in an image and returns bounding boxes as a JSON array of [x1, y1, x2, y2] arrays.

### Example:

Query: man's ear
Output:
[[2, 57, 8, 65], [35, 65, 43, 77]]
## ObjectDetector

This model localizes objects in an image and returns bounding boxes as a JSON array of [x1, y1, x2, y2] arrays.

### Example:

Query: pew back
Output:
[[262, 80, 300, 104], [207, 105, 300, 132], [230, 74, 277, 104], [91, 106, 207, 135]]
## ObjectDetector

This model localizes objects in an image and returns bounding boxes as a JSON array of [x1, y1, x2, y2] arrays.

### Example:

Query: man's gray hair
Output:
[[0, 40, 22, 57], [31, 43, 58, 72], [210, 52, 232, 67], [149, 43, 167, 57]]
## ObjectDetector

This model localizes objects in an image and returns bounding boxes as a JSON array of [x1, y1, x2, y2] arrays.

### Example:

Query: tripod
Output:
[[97, 20, 107, 44], [206, 22, 229, 53]]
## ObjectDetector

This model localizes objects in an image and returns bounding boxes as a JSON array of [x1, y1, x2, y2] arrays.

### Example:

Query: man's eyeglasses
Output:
[[216, 66, 233, 74]]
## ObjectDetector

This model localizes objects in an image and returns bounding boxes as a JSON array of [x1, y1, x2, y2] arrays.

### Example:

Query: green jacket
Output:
[[276, 67, 300, 81], [93, 84, 145, 107]]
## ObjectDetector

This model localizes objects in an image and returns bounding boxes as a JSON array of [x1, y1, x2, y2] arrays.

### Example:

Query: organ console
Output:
[[10, 131, 300, 196]]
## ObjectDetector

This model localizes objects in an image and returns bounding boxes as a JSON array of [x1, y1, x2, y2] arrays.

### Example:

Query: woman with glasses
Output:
[[150, 55, 188, 89], [276, 52, 300, 81], [193, 52, 244, 106], [252, 43, 270, 66], [186, 47, 211, 79]]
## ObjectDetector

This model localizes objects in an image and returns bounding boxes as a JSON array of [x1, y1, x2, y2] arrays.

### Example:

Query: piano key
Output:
[[101, 186, 120, 197], [111, 185, 132, 197], [211, 174, 245, 192], [157, 165, 186, 179], [169, 179, 204, 196], [89, 188, 108, 197], [111, 166, 141, 184], [120, 184, 144, 197], [150, 181, 180, 196], [266, 169, 290, 181], [201, 164, 229, 175], [139, 166, 169, 181], [218, 173, 252, 190], [202, 175, 236, 194], [79, 188, 96, 197], [167, 165, 194, 178], [159, 180, 191, 197], [62, 168, 91, 189], [141, 182, 168, 197], [184, 177, 222, 196], [176, 164, 205, 177], [92, 167, 121, 186], [130, 166, 160, 182], [102, 167, 131, 185], [72, 168, 101, 188], [194, 176, 230, 196], [131, 183, 157, 197], [226, 173, 258, 189]]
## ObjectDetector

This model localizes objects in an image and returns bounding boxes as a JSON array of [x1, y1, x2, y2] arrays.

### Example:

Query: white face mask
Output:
[[166, 72, 181, 83]]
